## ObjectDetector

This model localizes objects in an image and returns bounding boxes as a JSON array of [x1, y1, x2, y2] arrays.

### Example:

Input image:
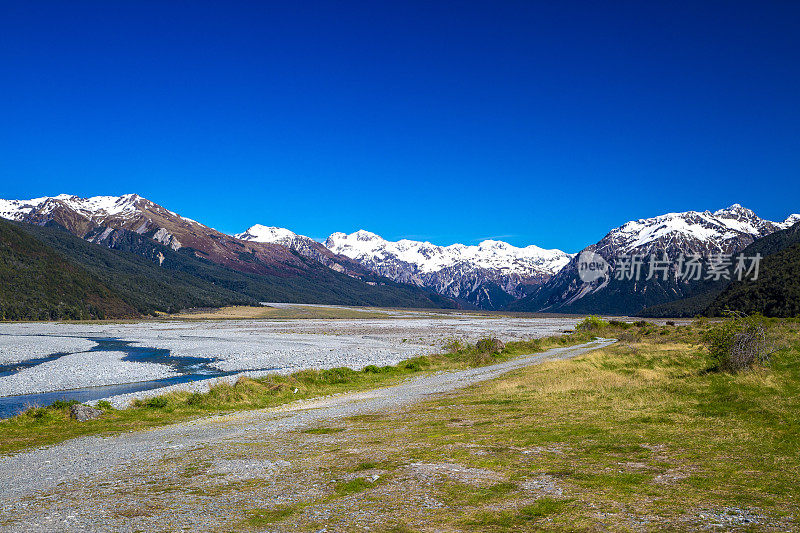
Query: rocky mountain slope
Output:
[[0, 194, 307, 276], [4, 194, 797, 314], [0, 195, 456, 311], [509, 205, 800, 315], [234, 224, 366, 276], [325, 230, 572, 309]]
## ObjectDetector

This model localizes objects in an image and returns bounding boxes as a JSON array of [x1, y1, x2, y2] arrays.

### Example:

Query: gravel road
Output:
[[0, 337, 614, 529]]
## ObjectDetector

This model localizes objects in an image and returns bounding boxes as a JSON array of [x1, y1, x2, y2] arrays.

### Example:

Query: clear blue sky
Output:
[[1, 1, 798, 252]]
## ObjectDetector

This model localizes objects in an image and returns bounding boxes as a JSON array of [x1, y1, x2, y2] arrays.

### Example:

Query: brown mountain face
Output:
[[14, 195, 313, 277]]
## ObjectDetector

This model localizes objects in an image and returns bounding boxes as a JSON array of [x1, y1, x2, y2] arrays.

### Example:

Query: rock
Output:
[[69, 404, 102, 422]]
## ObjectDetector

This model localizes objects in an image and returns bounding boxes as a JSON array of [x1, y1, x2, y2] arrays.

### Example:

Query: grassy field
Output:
[[219, 319, 799, 531], [166, 304, 393, 320]]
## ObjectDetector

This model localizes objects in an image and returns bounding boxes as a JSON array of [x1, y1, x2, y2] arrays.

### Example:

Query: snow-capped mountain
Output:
[[235, 224, 301, 246], [510, 204, 800, 315], [4, 194, 797, 313], [325, 230, 573, 309], [235, 224, 364, 275], [0, 194, 143, 222], [0, 194, 310, 275], [596, 204, 799, 257]]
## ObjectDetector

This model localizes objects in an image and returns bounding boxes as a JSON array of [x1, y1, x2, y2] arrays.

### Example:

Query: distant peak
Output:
[[713, 203, 755, 217], [781, 213, 800, 228], [352, 229, 383, 241], [235, 224, 298, 243]]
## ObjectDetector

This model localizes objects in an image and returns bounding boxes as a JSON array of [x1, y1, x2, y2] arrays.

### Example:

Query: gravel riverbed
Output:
[[0, 313, 581, 404]]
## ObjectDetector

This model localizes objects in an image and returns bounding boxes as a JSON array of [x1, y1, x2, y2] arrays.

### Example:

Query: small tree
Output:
[[702, 311, 774, 372]]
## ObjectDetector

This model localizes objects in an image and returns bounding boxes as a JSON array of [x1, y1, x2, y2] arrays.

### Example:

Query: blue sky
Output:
[[1, 1, 799, 252]]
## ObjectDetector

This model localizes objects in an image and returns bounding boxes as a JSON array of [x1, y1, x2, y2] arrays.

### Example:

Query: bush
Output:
[[96, 400, 113, 411], [47, 399, 80, 410], [402, 356, 431, 372], [186, 392, 204, 406], [145, 396, 169, 408], [702, 312, 774, 372], [442, 339, 466, 353], [576, 315, 609, 332], [609, 320, 632, 329], [475, 337, 505, 354]]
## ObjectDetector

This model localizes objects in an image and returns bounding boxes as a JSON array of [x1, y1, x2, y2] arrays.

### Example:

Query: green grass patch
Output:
[[518, 497, 571, 518], [243, 505, 297, 526], [302, 427, 345, 435], [334, 477, 373, 496]]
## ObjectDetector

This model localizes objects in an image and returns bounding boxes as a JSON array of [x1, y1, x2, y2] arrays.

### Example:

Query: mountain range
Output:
[[236, 225, 572, 309], [1, 193, 798, 317], [508, 205, 799, 315], [0, 194, 455, 319]]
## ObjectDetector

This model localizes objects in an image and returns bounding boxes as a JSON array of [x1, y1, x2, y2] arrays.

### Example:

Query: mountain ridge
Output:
[[323, 230, 573, 309], [509, 204, 799, 315], [2, 194, 797, 313], [0, 194, 457, 311]]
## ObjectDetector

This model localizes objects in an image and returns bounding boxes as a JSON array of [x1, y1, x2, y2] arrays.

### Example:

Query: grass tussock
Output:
[[334, 477, 373, 496], [243, 505, 298, 526]]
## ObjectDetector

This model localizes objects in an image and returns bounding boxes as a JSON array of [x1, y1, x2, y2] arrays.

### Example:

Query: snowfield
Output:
[[0, 312, 581, 404]]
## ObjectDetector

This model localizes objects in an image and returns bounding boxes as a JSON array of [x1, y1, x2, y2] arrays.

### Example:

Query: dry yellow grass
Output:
[[169, 305, 387, 320]]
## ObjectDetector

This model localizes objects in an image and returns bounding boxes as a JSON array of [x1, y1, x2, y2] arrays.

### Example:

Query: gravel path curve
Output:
[[0, 338, 615, 504]]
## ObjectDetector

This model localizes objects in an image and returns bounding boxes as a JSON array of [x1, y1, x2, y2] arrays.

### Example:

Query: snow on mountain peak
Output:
[[235, 224, 299, 244], [0, 193, 144, 221], [598, 204, 793, 255], [353, 229, 383, 242], [325, 230, 572, 276], [780, 213, 800, 228]]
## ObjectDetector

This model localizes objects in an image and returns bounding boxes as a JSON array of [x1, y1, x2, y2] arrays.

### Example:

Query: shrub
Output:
[[25, 407, 51, 421], [48, 399, 80, 410], [702, 312, 774, 372], [96, 400, 113, 411], [443, 339, 466, 353], [186, 392, 204, 406], [633, 320, 649, 328], [576, 315, 609, 332], [402, 356, 431, 372], [475, 337, 505, 354], [145, 396, 169, 408]]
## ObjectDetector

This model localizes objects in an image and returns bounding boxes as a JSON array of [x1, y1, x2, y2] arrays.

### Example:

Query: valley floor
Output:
[[1, 322, 798, 532], [0, 340, 611, 531], [0, 307, 580, 413]]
